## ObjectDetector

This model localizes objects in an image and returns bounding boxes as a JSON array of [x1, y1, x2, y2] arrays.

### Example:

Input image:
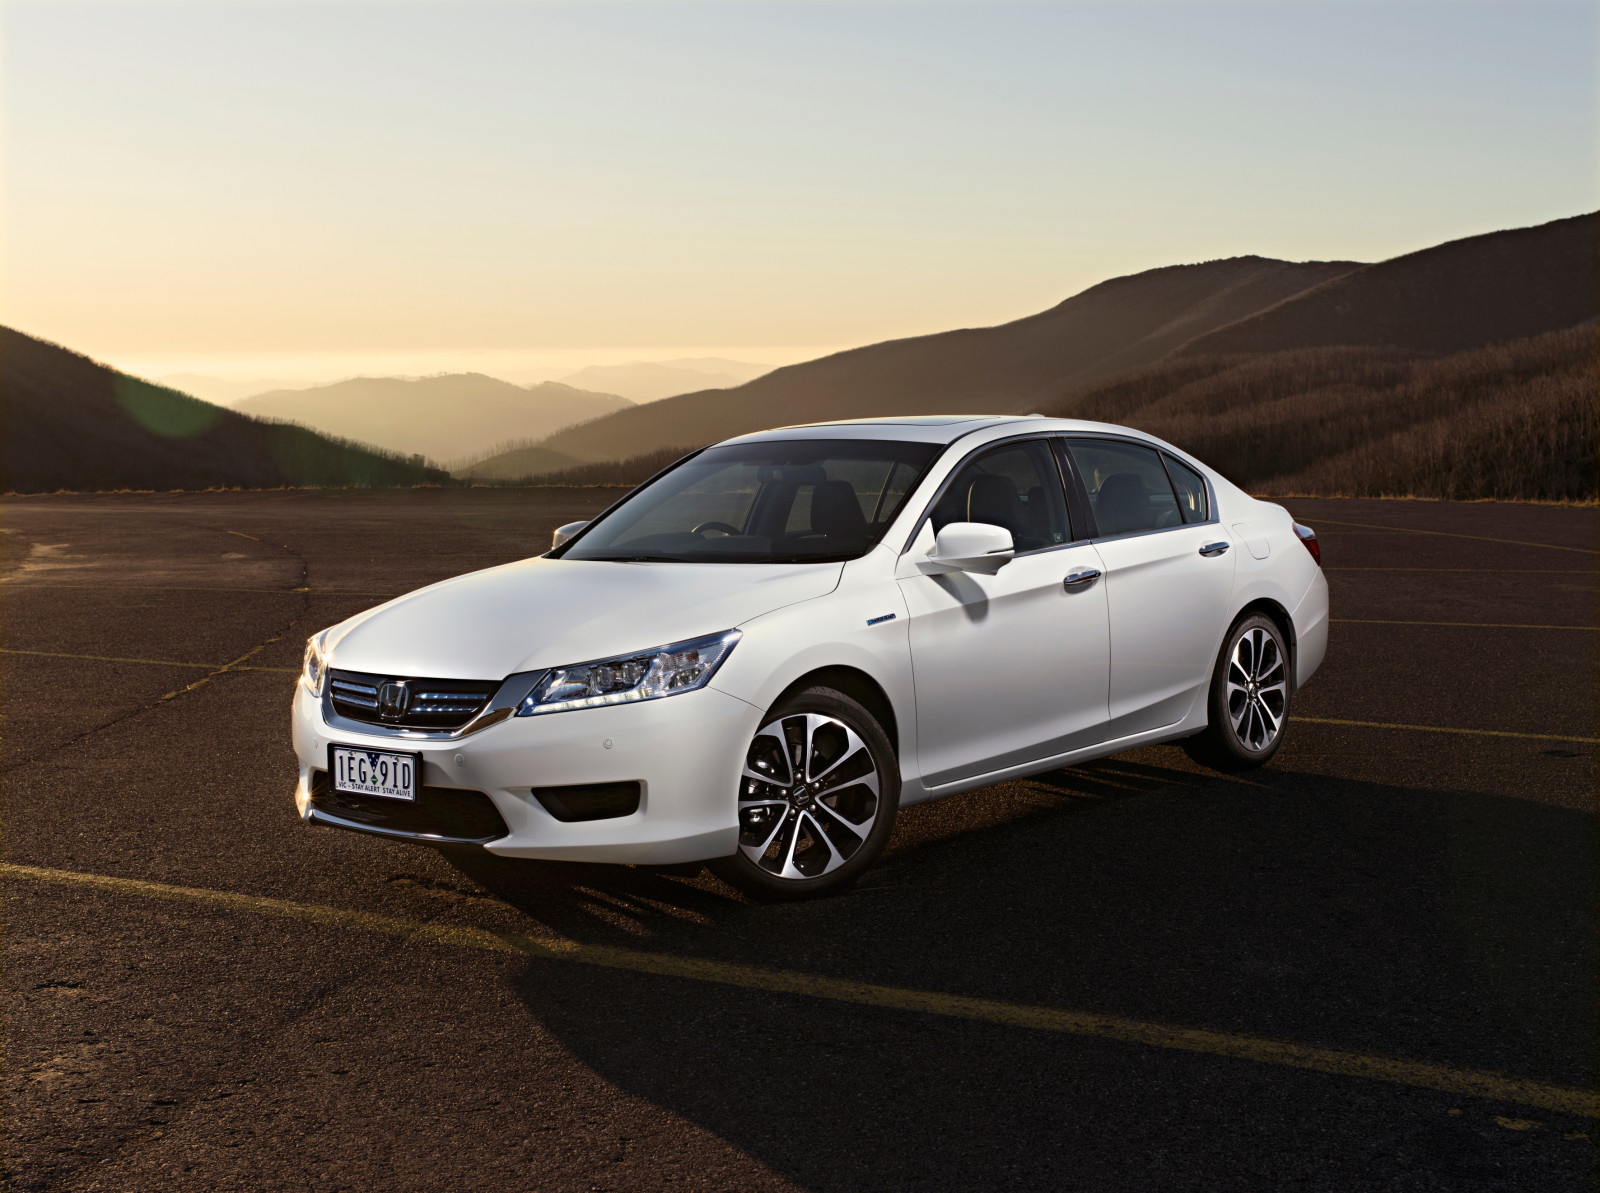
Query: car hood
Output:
[[325, 557, 843, 680]]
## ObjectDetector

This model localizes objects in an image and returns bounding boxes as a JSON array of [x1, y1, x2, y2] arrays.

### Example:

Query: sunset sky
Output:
[[2, 1, 1593, 387]]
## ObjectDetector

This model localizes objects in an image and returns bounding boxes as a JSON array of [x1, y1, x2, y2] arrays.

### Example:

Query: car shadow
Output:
[[444, 754, 1596, 1191], [439, 755, 1162, 943]]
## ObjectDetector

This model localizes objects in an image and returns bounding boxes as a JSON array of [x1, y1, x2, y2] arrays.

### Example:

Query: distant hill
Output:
[[236, 374, 632, 463], [497, 326, 1595, 503], [1, 327, 446, 492], [457, 443, 581, 482], [530, 256, 1361, 464], [519, 213, 1594, 472], [156, 373, 305, 406], [1176, 213, 1596, 357], [558, 358, 770, 403], [510, 446, 696, 487]]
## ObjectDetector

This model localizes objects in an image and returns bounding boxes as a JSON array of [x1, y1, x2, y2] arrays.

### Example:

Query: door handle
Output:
[[1198, 541, 1230, 557], [1063, 568, 1102, 589]]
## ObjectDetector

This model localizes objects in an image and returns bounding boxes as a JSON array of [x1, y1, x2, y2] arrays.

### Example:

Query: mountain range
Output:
[[235, 375, 632, 465], [5, 212, 1591, 497], [509, 257, 1360, 469], [474, 212, 1593, 480], [159, 356, 769, 409]]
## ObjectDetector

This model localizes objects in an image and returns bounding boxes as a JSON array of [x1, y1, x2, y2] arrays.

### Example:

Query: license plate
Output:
[[329, 745, 419, 801]]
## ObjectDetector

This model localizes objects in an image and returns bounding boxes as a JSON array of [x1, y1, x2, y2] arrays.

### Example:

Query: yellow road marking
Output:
[[1308, 518, 1597, 556], [1495, 1116, 1543, 1131], [1325, 567, 1592, 574], [0, 583, 394, 597], [15, 564, 1576, 594], [3, 861, 1593, 1118], [226, 530, 262, 542], [1331, 618, 1595, 631], [0, 648, 297, 675], [1291, 716, 1596, 745]]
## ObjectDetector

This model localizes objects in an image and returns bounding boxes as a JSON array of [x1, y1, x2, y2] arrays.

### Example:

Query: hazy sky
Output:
[[3, 1, 1594, 383]]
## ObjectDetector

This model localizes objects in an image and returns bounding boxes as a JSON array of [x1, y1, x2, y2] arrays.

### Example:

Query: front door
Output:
[[1064, 438, 1236, 736], [897, 439, 1110, 789]]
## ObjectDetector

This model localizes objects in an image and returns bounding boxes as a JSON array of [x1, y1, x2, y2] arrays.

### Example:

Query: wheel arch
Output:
[[770, 666, 900, 760], [1231, 597, 1298, 692]]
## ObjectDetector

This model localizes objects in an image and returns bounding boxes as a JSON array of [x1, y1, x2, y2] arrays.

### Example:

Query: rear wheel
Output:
[[1185, 614, 1291, 770], [710, 687, 899, 901]]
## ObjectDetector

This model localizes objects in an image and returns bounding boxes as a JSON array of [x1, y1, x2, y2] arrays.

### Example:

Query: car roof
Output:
[[721, 414, 1156, 448]]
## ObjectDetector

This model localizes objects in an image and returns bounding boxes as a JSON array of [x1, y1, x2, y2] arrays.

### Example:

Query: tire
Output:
[[710, 687, 900, 901], [1184, 613, 1292, 771]]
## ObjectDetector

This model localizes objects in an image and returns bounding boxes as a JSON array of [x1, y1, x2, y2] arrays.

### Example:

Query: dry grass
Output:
[[1045, 325, 1597, 502]]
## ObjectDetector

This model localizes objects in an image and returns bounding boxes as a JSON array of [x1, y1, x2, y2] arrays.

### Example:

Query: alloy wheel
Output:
[[1225, 626, 1288, 751], [737, 712, 881, 881]]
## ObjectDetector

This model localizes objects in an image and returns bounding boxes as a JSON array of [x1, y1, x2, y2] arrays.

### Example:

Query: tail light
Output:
[[1293, 522, 1320, 566]]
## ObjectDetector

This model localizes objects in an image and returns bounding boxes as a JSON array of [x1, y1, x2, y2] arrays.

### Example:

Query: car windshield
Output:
[[559, 439, 941, 563]]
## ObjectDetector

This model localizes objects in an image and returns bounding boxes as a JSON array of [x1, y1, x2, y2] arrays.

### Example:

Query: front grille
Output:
[[309, 770, 509, 842], [328, 668, 499, 730]]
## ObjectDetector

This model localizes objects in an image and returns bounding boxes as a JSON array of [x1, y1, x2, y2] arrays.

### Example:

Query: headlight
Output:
[[516, 630, 740, 716], [301, 631, 329, 696]]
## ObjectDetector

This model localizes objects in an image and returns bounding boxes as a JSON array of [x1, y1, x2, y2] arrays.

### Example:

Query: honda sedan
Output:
[[292, 415, 1327, 899]]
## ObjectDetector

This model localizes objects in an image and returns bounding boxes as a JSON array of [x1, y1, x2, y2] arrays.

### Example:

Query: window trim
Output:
[[1057, 433, 1220, 546], [1050, 437, 1098, 541], [899, 433, 1087, 558], [1157, 450, 1211, 527]]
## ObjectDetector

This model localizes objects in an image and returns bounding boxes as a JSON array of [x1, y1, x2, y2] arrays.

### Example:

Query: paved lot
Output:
[[3, 490, 1594, 1192]]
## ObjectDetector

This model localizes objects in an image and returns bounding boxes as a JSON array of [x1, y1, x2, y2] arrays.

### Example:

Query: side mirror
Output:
[[922, 521, 1015, 575], [551, 520, 589, 550]]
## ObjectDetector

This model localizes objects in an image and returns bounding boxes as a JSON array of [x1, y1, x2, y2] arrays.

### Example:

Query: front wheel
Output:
[[1185, 614, 1291, 770], [710, 687, 899, 901]]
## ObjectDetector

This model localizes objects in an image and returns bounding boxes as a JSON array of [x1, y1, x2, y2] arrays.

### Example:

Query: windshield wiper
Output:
[[761, 553, 856, 564], [580, 554, 686, 563], [575, 552, 856, 564]]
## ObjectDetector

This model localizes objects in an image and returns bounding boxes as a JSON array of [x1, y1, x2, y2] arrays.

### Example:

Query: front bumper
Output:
[[291, 680, 758, 864]]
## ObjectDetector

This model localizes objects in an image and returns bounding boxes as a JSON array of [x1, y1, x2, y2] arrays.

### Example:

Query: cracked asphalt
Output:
[[3, 489, 1595, 1191]]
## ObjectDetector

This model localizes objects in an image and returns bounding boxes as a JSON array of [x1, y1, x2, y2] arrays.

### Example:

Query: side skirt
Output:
[[899, 705, 1211, 806]]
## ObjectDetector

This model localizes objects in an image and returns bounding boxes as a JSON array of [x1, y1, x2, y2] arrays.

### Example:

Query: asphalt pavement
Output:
[[3, 489, 1594, 1191]]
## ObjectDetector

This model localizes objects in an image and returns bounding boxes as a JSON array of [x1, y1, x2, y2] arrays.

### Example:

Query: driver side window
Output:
[[929, 440, 1069, 554]]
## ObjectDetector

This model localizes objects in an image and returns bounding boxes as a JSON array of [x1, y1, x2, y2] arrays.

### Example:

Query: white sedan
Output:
[[292, 416, 1327, 899]]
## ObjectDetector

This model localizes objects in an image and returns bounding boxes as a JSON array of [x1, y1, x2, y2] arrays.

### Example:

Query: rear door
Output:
[[897, 438, 1110, 788], [1061, 438, 1235, 737]]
